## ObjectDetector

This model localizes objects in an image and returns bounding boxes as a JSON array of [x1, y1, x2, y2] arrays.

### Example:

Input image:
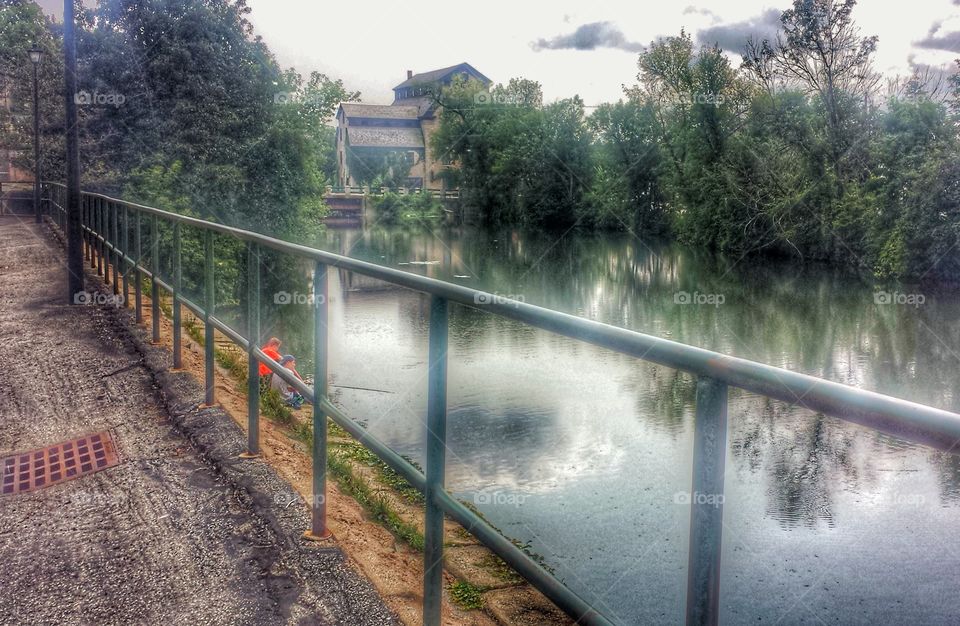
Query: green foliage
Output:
[[8, 0, 959, 283], [371, 191, 443, 225], [346, 149, 414, 189], [338, 441, 424, 505], [432, 77, 591, 228], [426, 3, 958, 281], [260, 387, 295, 425], [448, 581, 486, 610], [0, 0, 66, 181], [327, 450, 425, 551], [585, 100, 666, 233], [951, 59, 960, 116], [7, 0, 362, 243]]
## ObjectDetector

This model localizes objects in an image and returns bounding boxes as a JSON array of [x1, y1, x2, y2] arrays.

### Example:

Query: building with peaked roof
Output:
[[334, 63, 491, 191]]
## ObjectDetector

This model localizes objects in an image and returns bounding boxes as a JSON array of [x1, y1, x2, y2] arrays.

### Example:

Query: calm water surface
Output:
[[273, 224, 959, 625]]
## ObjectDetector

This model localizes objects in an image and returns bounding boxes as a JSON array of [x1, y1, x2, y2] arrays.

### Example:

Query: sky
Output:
[[38, 0, 960, 106]]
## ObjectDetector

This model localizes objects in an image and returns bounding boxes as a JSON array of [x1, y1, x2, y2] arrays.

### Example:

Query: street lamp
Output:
[[29, 47, 42, 223]]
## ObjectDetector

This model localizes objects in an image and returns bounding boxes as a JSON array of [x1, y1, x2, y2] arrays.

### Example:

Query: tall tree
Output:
[[743, 0, 879, 182], [586, 100, 664, 233]]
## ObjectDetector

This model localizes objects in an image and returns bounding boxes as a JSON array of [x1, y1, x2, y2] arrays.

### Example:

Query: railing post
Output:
[[305, 261, 331, 540], [83, 195, 91, 264], [685, 376, 728, 626], [103, 199, 110, 280], [423, 295, 449, 626], [172, 221, 182, 369], [89, 196, 97, 269], [242, 242, 261, 458], [121, 205, 130, 308], [96, 198, 103, 277], [105, 200, 112, 282], [111, 201, 120, 295], [151, 215, 160, 344], [134, 211, 143, 323], [85, 195, 92, 265], [203, 230, 215, 406]]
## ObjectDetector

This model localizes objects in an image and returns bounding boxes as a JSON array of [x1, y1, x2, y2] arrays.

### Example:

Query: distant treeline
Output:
[[2, 0, 958, 281], [432, 1, 960, 281]]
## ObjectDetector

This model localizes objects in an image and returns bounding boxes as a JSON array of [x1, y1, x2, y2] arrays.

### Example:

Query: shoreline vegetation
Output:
[[428, 6, 959, 284], [3, 0, 957, 286]]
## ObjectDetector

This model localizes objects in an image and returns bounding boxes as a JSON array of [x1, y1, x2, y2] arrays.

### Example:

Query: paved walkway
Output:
[[0, 216, 398, 625]]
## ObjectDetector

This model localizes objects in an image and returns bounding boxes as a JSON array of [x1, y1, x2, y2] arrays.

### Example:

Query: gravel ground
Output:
[[0, 216, 399, 626]]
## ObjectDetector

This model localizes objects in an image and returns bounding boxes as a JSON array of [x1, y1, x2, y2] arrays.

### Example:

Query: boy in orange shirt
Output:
[[258, 337, 282, 391]]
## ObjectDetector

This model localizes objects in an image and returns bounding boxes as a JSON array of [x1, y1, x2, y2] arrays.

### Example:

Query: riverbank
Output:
[[103, 241, 572, 622]]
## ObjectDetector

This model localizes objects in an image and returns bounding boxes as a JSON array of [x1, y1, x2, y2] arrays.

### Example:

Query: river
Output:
[[268, 223, 960, 624]]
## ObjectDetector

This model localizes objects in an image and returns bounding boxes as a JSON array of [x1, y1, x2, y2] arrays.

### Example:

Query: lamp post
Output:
[[63, 0, 83, 302], [29, 47, 42, 224]]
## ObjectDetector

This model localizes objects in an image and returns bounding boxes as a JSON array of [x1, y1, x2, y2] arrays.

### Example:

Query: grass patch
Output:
[[449, 580, 486, 610], [260, 387, 295, 424], [338, 440, 425, 506], [328, 421, 350, 439], [215, 346, 248, 386], [327, 449, 425, 551], [479, 552, 525, 584]]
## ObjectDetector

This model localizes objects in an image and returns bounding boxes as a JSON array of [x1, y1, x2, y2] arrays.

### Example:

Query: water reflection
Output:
[[259, 223, 960, 623]]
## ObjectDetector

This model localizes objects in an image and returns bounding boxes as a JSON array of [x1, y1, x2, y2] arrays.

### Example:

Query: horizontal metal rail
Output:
[[45, 182, 960, 626]]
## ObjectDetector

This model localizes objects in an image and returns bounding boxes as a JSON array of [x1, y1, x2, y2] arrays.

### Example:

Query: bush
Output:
[[372, 191, 443, 224]]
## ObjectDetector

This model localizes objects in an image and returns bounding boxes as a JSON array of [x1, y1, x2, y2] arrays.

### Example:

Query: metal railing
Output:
[[41, 182, 960, 626], [0, 180, 37, 216], [325, 184, 460, 199]]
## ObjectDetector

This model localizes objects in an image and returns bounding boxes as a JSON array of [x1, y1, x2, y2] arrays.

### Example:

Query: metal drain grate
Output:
[[1, 431, 119, 495]]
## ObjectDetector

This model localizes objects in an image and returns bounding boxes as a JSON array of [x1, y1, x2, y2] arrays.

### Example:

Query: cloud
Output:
[[683, 6, 718, 19], [696, 8, 783, 53], [532, 22, 644, 53], [914, 17, 960, 53]]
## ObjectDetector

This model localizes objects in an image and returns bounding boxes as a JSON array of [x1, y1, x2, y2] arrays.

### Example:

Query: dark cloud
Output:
[[696, 8, 783, 53], [532, 22, 644, 53], [915, 20, 960, 53]]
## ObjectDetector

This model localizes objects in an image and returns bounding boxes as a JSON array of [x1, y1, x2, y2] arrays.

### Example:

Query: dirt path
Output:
[[0, 215, 398, 625]]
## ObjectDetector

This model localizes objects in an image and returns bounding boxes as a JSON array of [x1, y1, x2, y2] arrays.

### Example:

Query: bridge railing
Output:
[[325, 184, 460, 199], [41, 182, 960, 626]]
